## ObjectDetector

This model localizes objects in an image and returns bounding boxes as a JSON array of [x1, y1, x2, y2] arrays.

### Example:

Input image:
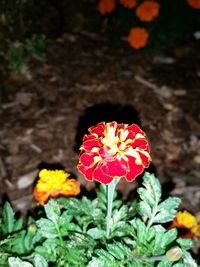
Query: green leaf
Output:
[[139, 172, 162, 206], [154, 197, 181, 223], [36, 218, 57, 238], [112, 205, 128, 224], [87, 227, 105, 239], [182, 251, 198, 266], [161, 229, 177, 248], [107, 241, 131, 260], [8, 257, 33, 267], [176, 238, 194, 250], [137, 201, 152, 218], [33, 254, 48, 267], [44, 199, 60, 223], [157, 261, 173, 267], [2, 202, 15, 233]]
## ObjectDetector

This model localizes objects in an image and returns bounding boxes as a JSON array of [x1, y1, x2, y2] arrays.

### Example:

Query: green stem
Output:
[[55, 223, 64, 246], [106, 178, 119, 238]]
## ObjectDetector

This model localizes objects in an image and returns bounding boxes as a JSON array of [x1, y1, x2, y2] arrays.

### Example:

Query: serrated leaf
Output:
[[8, 257, 33, 267], [34, 254, 48, 267], [36, 218, 57, 238], [44, 199, 60, 223], [137, 201, 152, 218], [87, 227, 105, 239], [157, 261, 173, 267], [140, 172, 162, 206], [161, 228, 177, 248], [158, 197, 180, 211], [176, 238, 194, 250], [95, 249, 115, 262], [182, 251, 198, 266], [154, 197, 181, 223], [107, 243, 125, 260], [112, 205, 128, 224]]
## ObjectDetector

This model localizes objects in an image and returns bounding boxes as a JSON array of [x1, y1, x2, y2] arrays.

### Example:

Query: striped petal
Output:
[[125, 155, 144, 181], [93, 164, 114, 184], [89, 122, 105, 136], [77, 165, 94, 181]]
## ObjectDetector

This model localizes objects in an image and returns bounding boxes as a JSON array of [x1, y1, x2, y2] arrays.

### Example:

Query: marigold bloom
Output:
[[187, 0, 200, 9], [136, 0, 160, 22], [97, 0, 116, 15], [119, 0, 137, 8], [34, 169, 80, 205], [127, 27, 149, 49], [77, 121, 151, 184], [168, 210, 200, 238]]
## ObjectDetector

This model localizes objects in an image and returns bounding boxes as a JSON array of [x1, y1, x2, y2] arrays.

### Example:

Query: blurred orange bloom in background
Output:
[[168, 210, 200, 238], [97, 0, 116, 14], [187, 0, 200, 9], [136, 0, 160, 22], [119, 0, 137, 8], [127, 27, 149, 49], [34, 169, 80, 205]]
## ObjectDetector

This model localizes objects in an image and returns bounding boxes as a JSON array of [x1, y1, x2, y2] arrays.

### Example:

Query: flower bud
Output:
[[28, 223, 37, 233], [166, 246, 183, 261]]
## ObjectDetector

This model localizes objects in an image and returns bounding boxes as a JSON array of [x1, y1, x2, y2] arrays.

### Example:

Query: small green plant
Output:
[[0, 172, 198, 267], [5, 34, 46, 79]]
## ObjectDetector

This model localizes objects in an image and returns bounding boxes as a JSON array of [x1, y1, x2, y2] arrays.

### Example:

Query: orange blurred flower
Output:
[[187, 0, 200, 9], [127, 27, 149, 49], [34, 169, 80, 205], [168, 210, 200, 238], [119, 0, 137, 8], [97, 0, 116, 14], [136, 0, 160, 22]]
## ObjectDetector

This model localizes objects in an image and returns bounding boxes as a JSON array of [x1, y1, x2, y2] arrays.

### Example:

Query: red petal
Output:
[[131, 139, 148, 149], [126, 124, 144, 140], [138, 152, 150, 167], [101, 158, 127, 177], [79, 153, 96, 167], [83, 134, 96, 141], [125, 155, 144, 181], [89, 122, 105, 136], [93, 164, 113, 184], [82, 139, 102, 151], [77, 165, 94, 181]]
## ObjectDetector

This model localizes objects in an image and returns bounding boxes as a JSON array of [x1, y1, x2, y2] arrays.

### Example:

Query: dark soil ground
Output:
[[0, 0, 200, 252]]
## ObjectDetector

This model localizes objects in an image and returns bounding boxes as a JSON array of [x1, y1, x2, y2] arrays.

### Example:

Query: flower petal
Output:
[[125, 155, 144, 181], [131, 139, 148, 149], [79, 153, 96, 167], [77, 165, 94, 181], [93, 164, 113, 184], [101, 158, 127, 177], [138, 151, 150, 167], [89, 122, 105, 136], [82, 139, 102, 151]]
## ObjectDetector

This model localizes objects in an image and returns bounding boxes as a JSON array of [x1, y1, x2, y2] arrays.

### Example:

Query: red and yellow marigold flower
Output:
[[187, 0, 200, 9], [97, 0, 116, 14], [136, 0, 160, 22], [168, 210, 200, 238], [127, 27, 149, 49], [119, 0, 137, 9], [34, 169, 80, 205], [77, 121, 151, 184]]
